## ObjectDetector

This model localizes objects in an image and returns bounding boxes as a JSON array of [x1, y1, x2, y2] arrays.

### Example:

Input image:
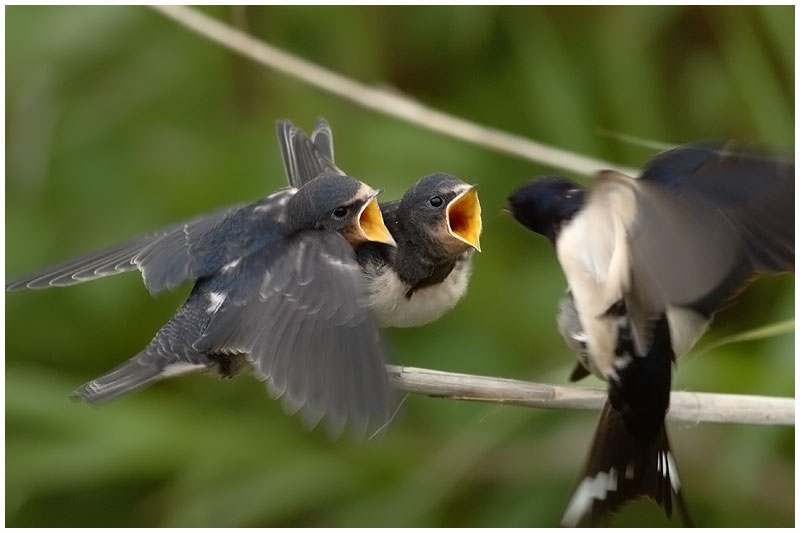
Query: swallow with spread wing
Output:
[[507, 140, 794, 526], [8, 172, 399, 439]]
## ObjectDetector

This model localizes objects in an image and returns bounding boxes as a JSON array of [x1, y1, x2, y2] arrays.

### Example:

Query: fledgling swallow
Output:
[[277, 118, 482, 329], [507, 140, 794, 526], [7, 173, 399, 439]]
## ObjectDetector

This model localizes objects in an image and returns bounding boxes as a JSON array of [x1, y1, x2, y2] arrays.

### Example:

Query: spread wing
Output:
[[276, 117, 343, 188], [576, 143, 794, 362], [640, 140, 794, 273], [7, 189, 302, 296], [194, 230, 393, 439], [6, 205, 243, 295], [618, 141, 793, 316]]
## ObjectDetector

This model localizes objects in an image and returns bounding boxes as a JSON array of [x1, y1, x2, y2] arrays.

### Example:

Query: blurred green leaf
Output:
[[691, 319, 795, 360]]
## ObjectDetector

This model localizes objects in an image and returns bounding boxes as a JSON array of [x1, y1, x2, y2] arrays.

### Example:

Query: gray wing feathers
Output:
[[639, 141, 794, 275], [596, 142, 794, 318], [6, 206, 240, 295], [628, 182, 741, 311], [6, 235, 156, 291], [276, 118, 343, 189], [195, 231, 392, 438], [134, 207, 240, 293]]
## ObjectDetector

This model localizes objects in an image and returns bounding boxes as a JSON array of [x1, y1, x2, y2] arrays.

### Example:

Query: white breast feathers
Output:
[[363, 259, 473, 328]]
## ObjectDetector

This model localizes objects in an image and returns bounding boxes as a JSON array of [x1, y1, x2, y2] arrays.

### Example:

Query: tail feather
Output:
[[71, 356, 206, 404], [561, 401, 693, 527], [310, 117, 335, 162], [276, 118, 342, 189], [562, 315, 692, 526]]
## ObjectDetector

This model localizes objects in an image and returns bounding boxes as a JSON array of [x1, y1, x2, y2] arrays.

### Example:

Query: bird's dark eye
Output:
[[430, 196, 444, 207], [332, 206, 349, 219]]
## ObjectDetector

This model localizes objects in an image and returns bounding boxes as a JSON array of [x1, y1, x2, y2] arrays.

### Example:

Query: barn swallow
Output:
[[507, 141, 794, 526], [7, 173, 398, 439], [277, 118, 482, 328]]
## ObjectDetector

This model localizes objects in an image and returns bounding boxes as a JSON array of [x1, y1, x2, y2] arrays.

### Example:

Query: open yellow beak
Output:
[[446, 186, 482, 251], [357, 193, 396, 246]]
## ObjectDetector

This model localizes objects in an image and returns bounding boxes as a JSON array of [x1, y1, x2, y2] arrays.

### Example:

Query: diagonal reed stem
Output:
[[151, 5, 639, 178], [150, 6, 794, 429]]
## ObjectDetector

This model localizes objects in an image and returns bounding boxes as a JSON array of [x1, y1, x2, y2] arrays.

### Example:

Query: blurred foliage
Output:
[[5, 5, 794, 527]]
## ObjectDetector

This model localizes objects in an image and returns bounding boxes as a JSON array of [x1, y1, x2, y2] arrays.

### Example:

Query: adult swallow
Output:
[[507, 141, 794, 526], [7, 173, 398, 438], [277, 118, 482, 328]]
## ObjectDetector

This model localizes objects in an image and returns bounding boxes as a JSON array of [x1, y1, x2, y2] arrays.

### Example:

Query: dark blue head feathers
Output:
[[506, 176, 586, 243]]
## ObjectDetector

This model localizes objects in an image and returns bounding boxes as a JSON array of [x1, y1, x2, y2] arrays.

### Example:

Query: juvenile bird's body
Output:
[[277, 118, 482, 329], [8, 173, 398, 438], [71, 188, 294, 403], [359, 246, 473, 327], [508, 141, 794, 526]]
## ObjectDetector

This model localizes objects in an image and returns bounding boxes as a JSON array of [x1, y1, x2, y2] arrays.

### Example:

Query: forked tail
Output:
[[561, 401, 692, 526]]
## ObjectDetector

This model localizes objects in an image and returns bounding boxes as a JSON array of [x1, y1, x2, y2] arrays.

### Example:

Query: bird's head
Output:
[[398, 173, 482, 257], [288, 173, 396, 247], [506, 176, 586, 243]]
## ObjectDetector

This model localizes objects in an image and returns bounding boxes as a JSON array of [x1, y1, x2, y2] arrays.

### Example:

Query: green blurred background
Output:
[[5, 5, 794, 527]]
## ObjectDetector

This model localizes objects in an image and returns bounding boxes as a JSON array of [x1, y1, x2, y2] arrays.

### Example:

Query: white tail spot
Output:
[[562, 468, 618, 527]]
